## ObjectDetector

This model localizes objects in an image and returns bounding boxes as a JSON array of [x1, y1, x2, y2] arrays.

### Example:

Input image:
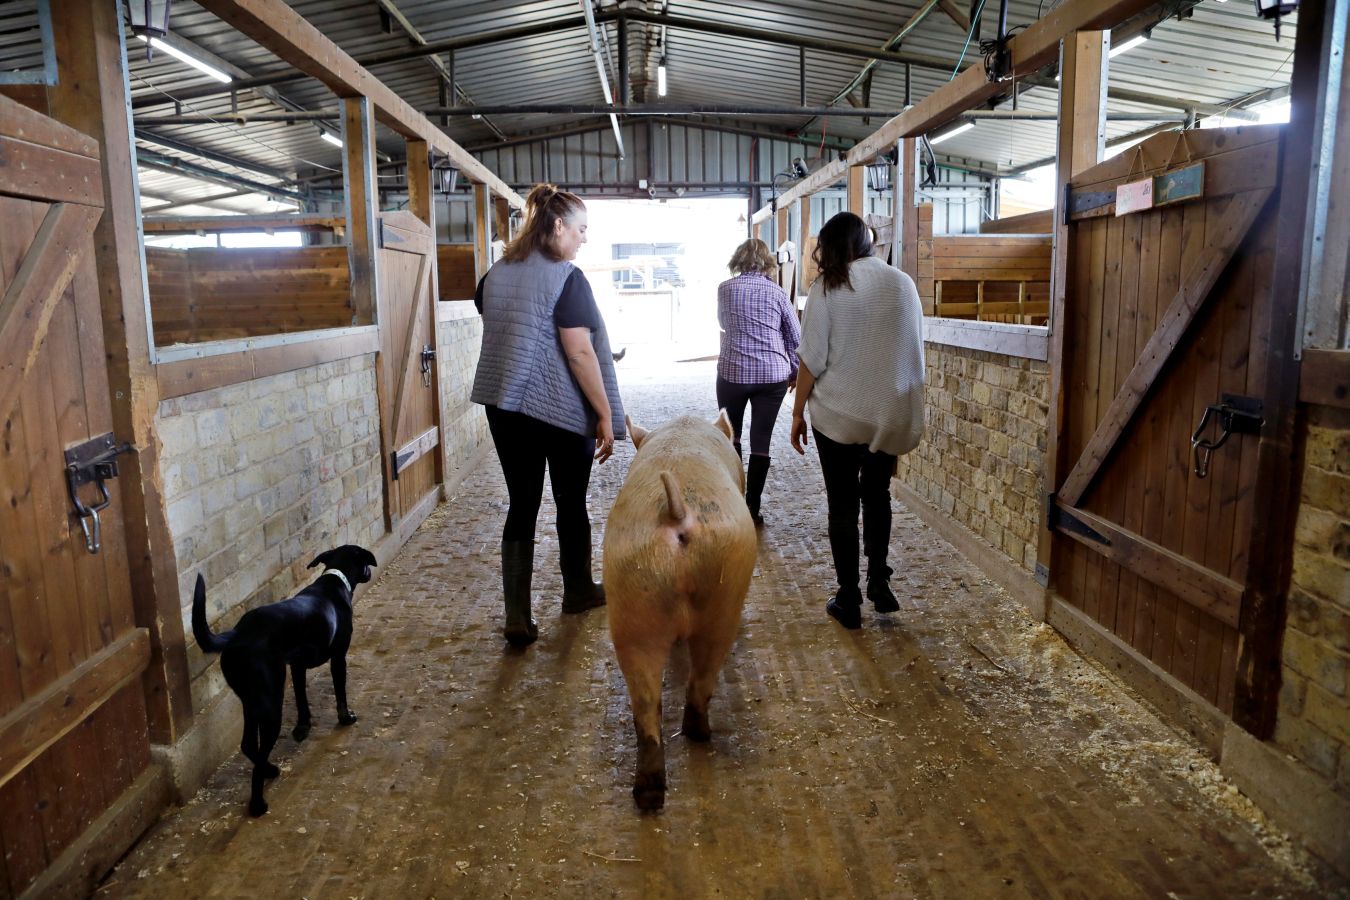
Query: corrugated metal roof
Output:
[[7, 0, 1300, 212]]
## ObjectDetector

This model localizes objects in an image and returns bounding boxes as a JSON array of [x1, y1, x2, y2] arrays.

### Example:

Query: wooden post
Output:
[[47, 0, 192, 742], [847, 164, 865, 215], [405, 138, 444, 487], [798, 196, 813, 301], [1234, 0, 1327, 738], [343, 96, 378, 327], [1037, 30, 1107, 586], [900, 138, 918, 276], [775, 204, 791, 292], [473, 183, 491, 279], [493, 196, 511, 245]]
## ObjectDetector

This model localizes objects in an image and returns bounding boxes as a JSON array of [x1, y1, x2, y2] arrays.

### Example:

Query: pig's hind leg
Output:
[[614, 637, 671, 810], [682, 626, 738, 742]]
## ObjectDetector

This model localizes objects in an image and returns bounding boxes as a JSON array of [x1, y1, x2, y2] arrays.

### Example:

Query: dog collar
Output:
[[321, 569, 352, 593]]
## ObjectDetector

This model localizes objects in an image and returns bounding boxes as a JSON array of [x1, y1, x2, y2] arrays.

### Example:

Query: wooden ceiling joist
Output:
[[192, 0, 523, 208], [752, 0, 1159, 223], [140, 214, 345, 234]]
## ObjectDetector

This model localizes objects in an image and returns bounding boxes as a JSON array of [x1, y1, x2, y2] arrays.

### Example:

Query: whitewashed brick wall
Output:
[[437, 302, 490, 488], [157, 353, 385, 667]]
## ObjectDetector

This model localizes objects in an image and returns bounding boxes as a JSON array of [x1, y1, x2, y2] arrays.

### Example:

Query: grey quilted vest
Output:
[[471, 252, 626, 440]]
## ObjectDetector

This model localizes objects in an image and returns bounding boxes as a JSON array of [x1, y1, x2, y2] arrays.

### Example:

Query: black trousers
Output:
[[715, 377, 789, 457], [813, 428, 896, 591], [485, 406, 595, 548]]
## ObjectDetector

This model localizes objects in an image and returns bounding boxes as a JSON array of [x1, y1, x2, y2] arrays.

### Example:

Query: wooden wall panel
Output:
[[147, 246, 353, 345], [437, 244, 477, 301]]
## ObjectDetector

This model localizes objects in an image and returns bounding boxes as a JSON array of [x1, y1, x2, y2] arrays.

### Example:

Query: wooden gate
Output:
[[0, 99, 154, 894], [1048, 125, 1286, 715], [376, 211, 442, 531]]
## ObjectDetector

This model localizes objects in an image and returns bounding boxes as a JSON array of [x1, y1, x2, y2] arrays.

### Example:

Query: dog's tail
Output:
[[191, 574, 232, 653]]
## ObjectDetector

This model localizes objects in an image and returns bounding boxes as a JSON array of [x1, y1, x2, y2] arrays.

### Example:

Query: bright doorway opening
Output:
[[574, 197, 748, 378]]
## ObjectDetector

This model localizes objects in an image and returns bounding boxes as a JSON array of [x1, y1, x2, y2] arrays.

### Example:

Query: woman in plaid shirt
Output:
[[716, 238, 802, 525]]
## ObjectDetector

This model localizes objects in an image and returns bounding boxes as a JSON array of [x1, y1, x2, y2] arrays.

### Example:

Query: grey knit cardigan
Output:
[[470, 252, 626, 440]]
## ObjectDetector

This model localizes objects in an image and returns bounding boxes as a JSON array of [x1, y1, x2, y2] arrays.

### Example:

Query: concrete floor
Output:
[[100, 362, 1347, 899]]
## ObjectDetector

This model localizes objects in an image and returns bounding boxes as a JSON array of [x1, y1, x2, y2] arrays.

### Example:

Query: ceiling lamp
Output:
[[928, 120, 975, 146], [1253, 0, 1298, 39], [318, 128, 343, 148], [657, 55, 668, 98], [1108, 32, 1149, 58], [127, 0, 172, 61], [135, 35, 231, 83]]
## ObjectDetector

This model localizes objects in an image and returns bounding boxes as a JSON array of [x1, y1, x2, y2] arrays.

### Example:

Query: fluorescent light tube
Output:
[[137, 35, 232, 83], [929, 121, 975, 145], [319, 130, 343, 148], [1109, 34, 1149, 58], [657, 59, 668, 97]]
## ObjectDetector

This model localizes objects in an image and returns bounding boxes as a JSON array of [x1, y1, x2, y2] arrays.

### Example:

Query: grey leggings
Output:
[[715, 377, 789, 457]]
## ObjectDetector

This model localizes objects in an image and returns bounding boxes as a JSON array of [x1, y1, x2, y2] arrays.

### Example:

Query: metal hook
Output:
[[1190, 395, 1263, 479]]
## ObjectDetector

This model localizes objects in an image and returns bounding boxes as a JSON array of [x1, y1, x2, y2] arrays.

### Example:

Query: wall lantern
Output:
[[127, 0, 173, 59], [865, 148, 897, 193], [436, 164, 459, 195], [1252, 0, 1298, 39]]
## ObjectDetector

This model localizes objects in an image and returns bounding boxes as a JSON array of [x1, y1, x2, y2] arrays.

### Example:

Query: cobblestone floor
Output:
[[101, 361, 1347, 899]]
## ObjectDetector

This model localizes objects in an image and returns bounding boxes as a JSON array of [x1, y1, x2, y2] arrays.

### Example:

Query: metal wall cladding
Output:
[[21, 0, 1291, 215]]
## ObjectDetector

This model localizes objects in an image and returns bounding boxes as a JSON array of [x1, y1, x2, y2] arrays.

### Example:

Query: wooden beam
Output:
[[154, 326, 379, 399], [0, 92, 97, 156], [343, 96, 378, 327], [493, 196, 511, 244], [1056, 188, 1274, 507], [901, 138, 918, 276], [1299, 349, 1350, 408], [392, 425, 439, 479], [0, 203, 102, 420], [0, 629, 150, 790], [938, 0, 971, 33], [847, 165, 865, 215], [750, 0, 1157, 223], [1236, 0, 1331, 739], [192, 0, 522, 207], [1038, 29, 1108, 581], [797, 195, 812, 298], [1058, 32, 1109, 180], [48, 0, 192, 743], [141, 214, 344, 234], [405, 138, 445, 487], [0, 132, 103, 204], [1053, 502, 1243, 628], [473, 183, 491, 279]]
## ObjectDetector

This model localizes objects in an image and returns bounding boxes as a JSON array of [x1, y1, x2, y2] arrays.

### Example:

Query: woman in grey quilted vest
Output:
[[471, 183, 626, 648], [789, 212, 925, 631]]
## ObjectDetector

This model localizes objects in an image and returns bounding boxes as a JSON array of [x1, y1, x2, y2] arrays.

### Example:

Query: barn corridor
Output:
[[99, 364, 1339, 899]]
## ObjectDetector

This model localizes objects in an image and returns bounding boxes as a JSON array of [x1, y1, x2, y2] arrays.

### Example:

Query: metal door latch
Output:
[[420, 345, 436, 387], [64, 433, 135, 554], [1190, 395, 1263, 478]]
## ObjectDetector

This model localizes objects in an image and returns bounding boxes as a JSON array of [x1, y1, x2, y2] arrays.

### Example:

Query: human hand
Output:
[[790, 414, 809, 455], [595, 418, 616, 463], [787, 371, 798, 392]]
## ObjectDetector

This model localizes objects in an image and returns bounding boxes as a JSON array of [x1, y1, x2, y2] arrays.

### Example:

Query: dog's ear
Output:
[[358, 547, 378, 570], [628, 415, 649, 450], [307, 550, 332, 570], [713, 408, 735, 441]]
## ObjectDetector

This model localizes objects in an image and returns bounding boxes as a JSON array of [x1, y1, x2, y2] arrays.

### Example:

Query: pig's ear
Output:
[[713, 409, 735, 440], [627, 415, 649, 449]]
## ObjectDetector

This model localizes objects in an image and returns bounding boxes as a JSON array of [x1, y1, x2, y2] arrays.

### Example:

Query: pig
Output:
[[603, 411, 759, 810]]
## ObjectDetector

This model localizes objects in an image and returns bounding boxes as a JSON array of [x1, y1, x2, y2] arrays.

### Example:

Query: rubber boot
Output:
[[560, 532, 606, 613], [502, 541, 538, 647], [745, 455, 770, 526], [867, 563, 899, 613]]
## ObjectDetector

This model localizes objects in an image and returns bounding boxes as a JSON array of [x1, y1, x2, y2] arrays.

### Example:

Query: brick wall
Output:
[[436, 302, 490, 487], [896, 342, 1049, 572], [1277, 403, 1350, 790], [156, 353, 385, 704]]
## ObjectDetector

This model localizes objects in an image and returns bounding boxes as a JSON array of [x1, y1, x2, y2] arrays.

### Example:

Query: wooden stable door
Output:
[[376, 211, 442, 528], [1049, 126, 1286, 715], [0, 99, 153, 894]]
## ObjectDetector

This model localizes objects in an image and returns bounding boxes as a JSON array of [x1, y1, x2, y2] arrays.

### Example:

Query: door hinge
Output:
[[64, 433, 135, 554], [1046, 493, 1110, 545]]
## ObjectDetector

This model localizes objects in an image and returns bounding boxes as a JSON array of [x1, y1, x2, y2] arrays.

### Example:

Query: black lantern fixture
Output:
[[127, 0, 173, 60], [865, 148, 898, 193], [1253, 0, 1298, 40]]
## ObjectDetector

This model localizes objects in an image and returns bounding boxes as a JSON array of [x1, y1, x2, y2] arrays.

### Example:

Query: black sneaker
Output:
[[826, 587, 863, 630], [867, 579, 899, 613]]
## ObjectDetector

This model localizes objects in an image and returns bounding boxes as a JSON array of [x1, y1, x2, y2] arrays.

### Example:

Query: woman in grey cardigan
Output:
[[789, 212, 925, 630], [471, 183, 626, 647]]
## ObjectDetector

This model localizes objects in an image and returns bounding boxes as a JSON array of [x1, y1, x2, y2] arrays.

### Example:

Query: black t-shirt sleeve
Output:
[[554, 269, 600, 330], [474, 275, 487, 314]]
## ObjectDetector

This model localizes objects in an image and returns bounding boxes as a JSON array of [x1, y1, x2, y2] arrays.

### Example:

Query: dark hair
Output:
[[501, 183, 586, 263], [812, 212, 873, 292]]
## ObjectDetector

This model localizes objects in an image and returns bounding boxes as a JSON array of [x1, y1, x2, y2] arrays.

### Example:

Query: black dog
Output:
[[192, 544, 377, 816]]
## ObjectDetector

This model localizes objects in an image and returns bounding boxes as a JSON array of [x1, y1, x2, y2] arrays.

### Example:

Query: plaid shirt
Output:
[[717, 273, 801, 384]]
